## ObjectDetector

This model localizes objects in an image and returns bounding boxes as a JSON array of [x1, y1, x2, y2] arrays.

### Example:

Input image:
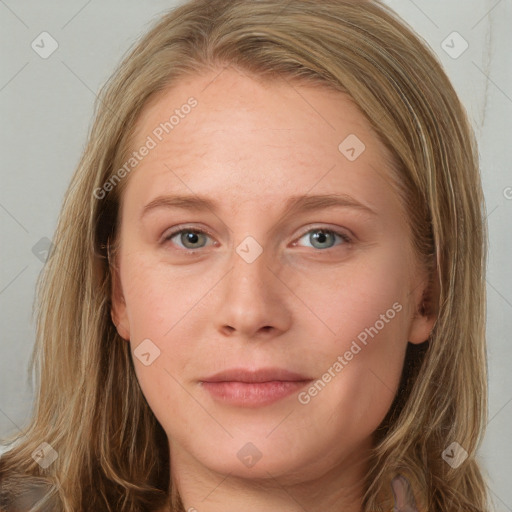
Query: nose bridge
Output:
[[229, 237, 271, 297], [212, 235, 291, 337]]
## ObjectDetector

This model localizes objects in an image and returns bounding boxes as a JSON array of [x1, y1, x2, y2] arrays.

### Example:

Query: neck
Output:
[[167, 440, 371, 512]]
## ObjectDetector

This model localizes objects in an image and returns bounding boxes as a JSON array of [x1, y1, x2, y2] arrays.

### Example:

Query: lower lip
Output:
[[201, 380, 312, 407]]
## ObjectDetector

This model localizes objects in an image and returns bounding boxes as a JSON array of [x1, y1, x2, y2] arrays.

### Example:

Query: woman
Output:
[[0, 0, 490, 511]]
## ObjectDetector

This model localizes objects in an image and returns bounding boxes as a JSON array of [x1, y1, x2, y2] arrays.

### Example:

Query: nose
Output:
[[213, 244, 293, 341]]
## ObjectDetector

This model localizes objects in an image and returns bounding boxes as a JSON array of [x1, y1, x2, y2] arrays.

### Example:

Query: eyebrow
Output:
[[140, 193, 377, 220]]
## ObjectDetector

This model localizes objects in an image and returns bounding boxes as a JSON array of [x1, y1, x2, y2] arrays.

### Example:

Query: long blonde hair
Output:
[[0, 1, 491, 510]]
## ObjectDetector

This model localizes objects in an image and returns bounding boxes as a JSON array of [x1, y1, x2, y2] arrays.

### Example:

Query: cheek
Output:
[[297, 308, 407, 454], [295, 251, 410, 418], [119, 253, 211, 410], [294, 247, 411, 346], [120, 251, 208, 341], [120, 260, 194, 423]]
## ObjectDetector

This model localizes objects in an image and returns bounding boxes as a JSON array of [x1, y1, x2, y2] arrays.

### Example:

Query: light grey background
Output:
[[1, 0, 511, 509]]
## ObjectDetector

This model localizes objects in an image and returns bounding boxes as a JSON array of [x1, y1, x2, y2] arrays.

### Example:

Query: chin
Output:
[[194, 442, 315, 483]]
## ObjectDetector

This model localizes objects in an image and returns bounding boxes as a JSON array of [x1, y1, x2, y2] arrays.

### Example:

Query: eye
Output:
[[163, 228, 214, 250], [294, 227, 352, 250], [162, 226, 352, 252]]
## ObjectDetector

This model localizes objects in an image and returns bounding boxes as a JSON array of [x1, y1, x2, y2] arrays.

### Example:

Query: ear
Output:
[[110, 260, 131, 341], [407, 265, 439, 345]]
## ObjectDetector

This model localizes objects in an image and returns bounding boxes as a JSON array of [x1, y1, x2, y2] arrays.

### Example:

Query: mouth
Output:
[[199, 367, 314, 407]]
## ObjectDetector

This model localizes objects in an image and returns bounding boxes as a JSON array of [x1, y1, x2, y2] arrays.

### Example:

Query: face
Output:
[[111, 67, 434, 488]]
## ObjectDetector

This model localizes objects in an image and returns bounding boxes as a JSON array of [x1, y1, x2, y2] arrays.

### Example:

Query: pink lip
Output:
[[200, 367, 313, 407], [201, 367, 311, 383]]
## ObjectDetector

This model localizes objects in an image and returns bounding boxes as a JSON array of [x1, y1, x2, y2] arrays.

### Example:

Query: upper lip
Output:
[[201, 367, 312, 383]]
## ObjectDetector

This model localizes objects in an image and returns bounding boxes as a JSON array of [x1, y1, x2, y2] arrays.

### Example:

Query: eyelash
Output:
[[162, 226, 353, 252]]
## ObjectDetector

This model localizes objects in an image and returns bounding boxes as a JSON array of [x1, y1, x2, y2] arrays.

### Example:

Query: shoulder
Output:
[[0, 473, 54, 512], [0, 442, 57, 511], [391, 474, 420, 512]]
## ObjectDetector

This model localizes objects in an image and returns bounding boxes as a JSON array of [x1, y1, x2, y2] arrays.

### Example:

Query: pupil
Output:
[[312, 230, 332, 248], [184, 232, 200, 247]]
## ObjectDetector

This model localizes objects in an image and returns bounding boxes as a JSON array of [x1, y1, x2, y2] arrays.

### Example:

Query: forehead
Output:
[[122, 67, 404, 220]]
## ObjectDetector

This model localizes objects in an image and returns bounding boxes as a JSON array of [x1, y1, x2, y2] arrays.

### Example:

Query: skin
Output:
[[111, 66, 435, 512]]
